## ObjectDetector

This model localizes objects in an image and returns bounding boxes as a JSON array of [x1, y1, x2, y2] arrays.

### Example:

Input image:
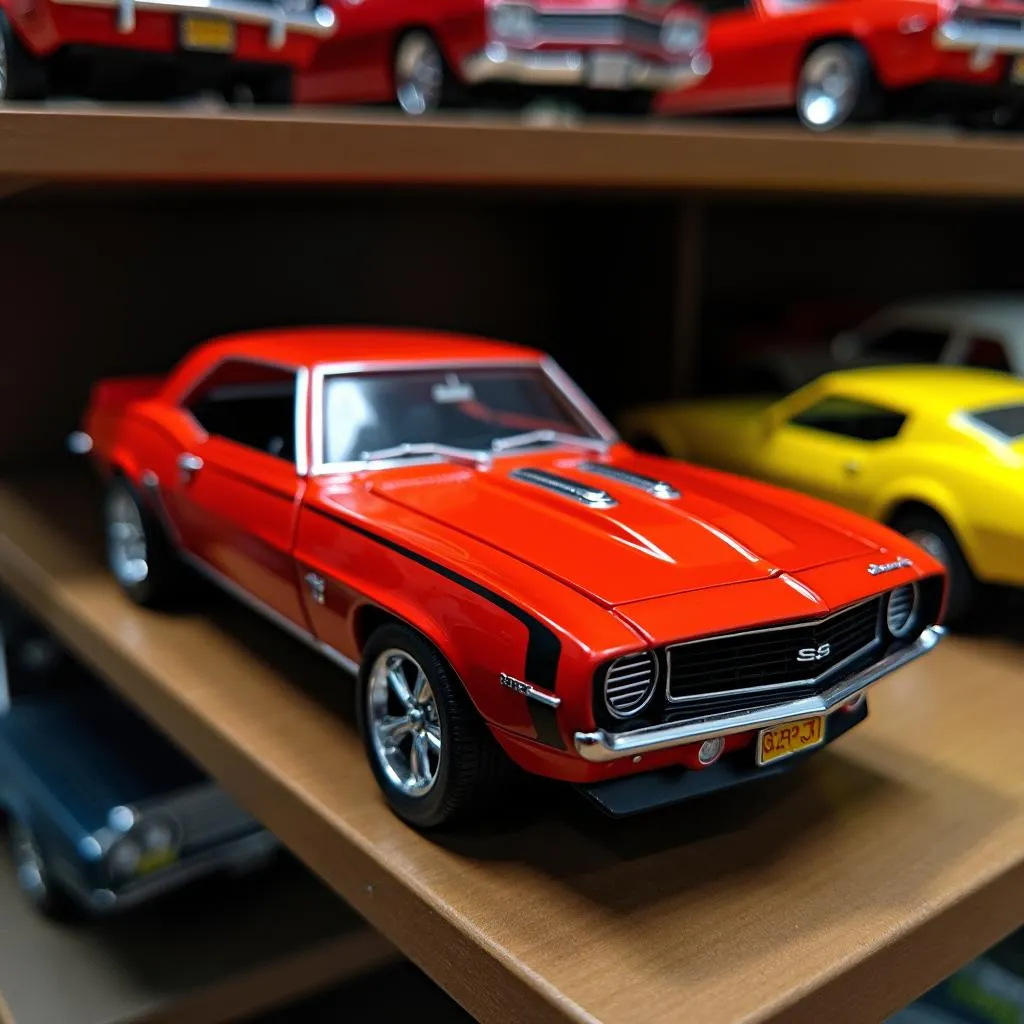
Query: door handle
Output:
[[177, 452, 204, 482], [843, 460, 861, 475]]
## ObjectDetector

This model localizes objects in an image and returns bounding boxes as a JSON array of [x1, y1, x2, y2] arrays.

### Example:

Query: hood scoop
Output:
[[577, 461, 681, 500], [508, 467, 618, 509]]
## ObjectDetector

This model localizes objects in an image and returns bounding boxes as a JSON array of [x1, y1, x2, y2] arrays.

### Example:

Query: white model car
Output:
[[738, 295, 1024, 393]]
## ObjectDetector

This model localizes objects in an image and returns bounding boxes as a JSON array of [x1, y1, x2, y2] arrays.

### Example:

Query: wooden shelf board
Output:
[[3, 106, 1024, 196], [0, 849, 396, 1024], [1, 466, 1023, 1024]]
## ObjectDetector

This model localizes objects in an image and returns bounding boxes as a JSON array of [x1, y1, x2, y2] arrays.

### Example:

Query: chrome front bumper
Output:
[[50, 0, 336, 49], [461, 43, 710, 92], [934, 19, 1024, 55], [574, 625, 944, 764]]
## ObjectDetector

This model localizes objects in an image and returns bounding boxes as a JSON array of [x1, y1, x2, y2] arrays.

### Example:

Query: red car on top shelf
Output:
[[294, 0, 711, 115], [655, 0, 1024, 131], [0, 0, 335, 101], [78, 328, 944, 829]]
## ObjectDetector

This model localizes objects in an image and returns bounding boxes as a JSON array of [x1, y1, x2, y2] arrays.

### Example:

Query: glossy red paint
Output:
[[294, 0, 709, 108], [655, 0, 1020, 120], [83, 327, 946, 798]]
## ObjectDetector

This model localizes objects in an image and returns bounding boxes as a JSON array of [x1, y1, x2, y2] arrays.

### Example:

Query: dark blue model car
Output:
[[0, 599, 277, 918]]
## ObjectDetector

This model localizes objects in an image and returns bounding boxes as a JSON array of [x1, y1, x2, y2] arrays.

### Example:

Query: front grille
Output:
[[666, 597, 882, 715], [139, 784, 258, 852], [532, 12, 665, 50]]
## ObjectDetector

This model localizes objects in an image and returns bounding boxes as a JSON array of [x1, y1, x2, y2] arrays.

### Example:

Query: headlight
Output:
[[603, 650, 658, 719], [107, 837, 142, 877], [490, 3, 536, 42], [660, 15, 703, 54], [886, 583, 919, 638], [138, 815, 180, 855]]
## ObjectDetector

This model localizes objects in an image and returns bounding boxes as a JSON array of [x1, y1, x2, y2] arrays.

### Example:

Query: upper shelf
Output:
[[2, 466, 1024, 1024], [6, 105, 1024, 196]]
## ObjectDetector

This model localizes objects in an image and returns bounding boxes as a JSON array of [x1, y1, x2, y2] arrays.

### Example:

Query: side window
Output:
[[182, 360, 297, 462], [963, 336, 1012, 373], [861, 326, 948, 363], [788, 395, 907, 442]]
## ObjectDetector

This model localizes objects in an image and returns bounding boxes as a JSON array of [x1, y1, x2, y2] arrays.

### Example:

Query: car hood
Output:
[[368, 453, 882, 607]]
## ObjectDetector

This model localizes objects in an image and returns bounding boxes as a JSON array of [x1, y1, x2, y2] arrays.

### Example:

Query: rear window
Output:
[[967, 403, 1024, 441]]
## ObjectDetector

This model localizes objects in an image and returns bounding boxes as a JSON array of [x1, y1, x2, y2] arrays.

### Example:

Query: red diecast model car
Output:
[[80, 328, 945, 828], [294, 0, 710, 115], [655, 0, 1024, 131], [0, 0, 335, 101]]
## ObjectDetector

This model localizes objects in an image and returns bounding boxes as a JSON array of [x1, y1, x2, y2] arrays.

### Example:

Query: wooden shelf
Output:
[[4, 106, 1024, 196], [0, 848, 396, 1024], [1, 466, 1023, 1024]]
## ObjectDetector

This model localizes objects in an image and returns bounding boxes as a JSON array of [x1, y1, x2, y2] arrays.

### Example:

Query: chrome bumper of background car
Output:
[[461, 43, 710, 91], [574, 625, 944, 764], [49, 0, 336, 48], [934, 20, 1024, 55]]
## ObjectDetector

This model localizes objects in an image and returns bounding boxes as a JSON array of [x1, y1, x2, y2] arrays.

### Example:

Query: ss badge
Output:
[[796, 643, 831, 663]]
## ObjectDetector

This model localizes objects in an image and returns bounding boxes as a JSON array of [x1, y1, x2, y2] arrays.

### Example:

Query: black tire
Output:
[[392, 29, 456, 116], [889, 507, 977, 627], [0, 12, 47, 100], [7, 815, 80, 921], [357, 623, 514, 829], [629, 433, 669, 456], [103, 476, 187, 608], [247, 67, 293, 105], [795, 40, 880, 132]]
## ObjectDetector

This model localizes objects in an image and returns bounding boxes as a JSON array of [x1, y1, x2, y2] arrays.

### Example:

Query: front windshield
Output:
[[320, 365, 600, 466], [965, 402, 1024, 442]]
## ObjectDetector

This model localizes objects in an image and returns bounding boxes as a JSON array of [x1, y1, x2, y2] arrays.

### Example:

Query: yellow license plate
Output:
[[180, 15, 236, 53], [136, 848, 179, 875], [1012, 56, 1024, 84], [757, 715, 825, 766]]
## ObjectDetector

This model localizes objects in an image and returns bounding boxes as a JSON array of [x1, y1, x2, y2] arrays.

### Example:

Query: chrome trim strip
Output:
[[182, 551, 361, 676], [577, 461, 680, 500], [934, 18, 1024, 53], [294, 365, 310, 477], [574, 626, 945, 762], [499, 672, 561, 708], [48, 0, 337, 43], [664, 595, 882, 704], [508, 467, 617, 508], [461, 43, 708, 90]]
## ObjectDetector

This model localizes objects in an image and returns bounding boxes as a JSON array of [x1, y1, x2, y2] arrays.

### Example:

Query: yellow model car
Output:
[[619, 365, 1024, 623]]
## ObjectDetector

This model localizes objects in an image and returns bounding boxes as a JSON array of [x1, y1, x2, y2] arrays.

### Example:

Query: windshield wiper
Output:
[[359, 442, 491, 466], [491, 429, 610, 453]]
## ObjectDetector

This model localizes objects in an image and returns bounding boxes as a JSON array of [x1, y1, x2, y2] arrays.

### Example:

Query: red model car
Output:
[[0, 0, 335, 101], [79, 328, 945, 828], [294, 0, 710, 115], [655, 0, 1024, 131]]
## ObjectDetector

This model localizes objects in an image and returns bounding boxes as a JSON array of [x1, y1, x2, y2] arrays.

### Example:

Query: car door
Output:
[[163, 358, 312, 631], [755, 393, 907, 515]]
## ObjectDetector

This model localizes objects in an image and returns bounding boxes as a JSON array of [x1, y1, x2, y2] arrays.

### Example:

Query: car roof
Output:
[[873, 293, 1024, 334], [197, 327, 545, 371], [818, 365, 1024, 415]]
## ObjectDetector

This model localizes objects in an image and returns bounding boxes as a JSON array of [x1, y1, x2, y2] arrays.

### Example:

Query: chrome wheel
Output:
[[10, 820, 49, 906], [907, 529, 950, 567], [394, 32, 444, 116], [0, 30, 8, 100], [797, 44, 859, 131], [106, 487, 149, 588], [367, 648, 442, 797]]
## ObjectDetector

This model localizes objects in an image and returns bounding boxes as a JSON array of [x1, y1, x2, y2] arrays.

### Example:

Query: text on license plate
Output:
[[757, 715, 825, 766], [180, 15, 237, 53], [1013, 56, 1024, 84]]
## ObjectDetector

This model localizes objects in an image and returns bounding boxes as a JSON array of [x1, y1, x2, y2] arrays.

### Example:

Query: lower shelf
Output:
[[0, 848, 396, 1024]]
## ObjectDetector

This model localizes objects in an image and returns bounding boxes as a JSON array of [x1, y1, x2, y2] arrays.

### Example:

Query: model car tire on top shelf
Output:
[[796, 40, 880, 133], [0, 13, 47, 101]]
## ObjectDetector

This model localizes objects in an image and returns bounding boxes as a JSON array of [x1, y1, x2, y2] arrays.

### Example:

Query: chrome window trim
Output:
[[308, 356, 618, 477], [664, 595, 883, 705], [295, 366, 310, 476]]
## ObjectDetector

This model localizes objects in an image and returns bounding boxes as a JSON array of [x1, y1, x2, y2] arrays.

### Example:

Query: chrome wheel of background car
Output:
[[797, 44, 860, 131], [906, 529, 950, 568], [367, 648, 442, 797], [106, 487, 150, 588], [10, 819, 50, 906], [0, 31, 9, 100], [394, 31, 444, 116]]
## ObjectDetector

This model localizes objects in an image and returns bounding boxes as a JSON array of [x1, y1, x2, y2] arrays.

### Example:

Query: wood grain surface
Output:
[[4, 106, 1024, 196], [1, 467, 1022, 1024]]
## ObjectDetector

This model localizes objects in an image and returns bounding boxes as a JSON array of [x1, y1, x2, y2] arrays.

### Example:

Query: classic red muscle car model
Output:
[[655, 0, 1024, 131], [294, 0, 710, 115], [0, 0, 335, 101], [79, 328, 945, 828]]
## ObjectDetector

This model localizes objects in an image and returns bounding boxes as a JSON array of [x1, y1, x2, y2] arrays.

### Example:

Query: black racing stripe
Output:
[[307, 505, 562, 691], [528, 703, 566, 751]]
